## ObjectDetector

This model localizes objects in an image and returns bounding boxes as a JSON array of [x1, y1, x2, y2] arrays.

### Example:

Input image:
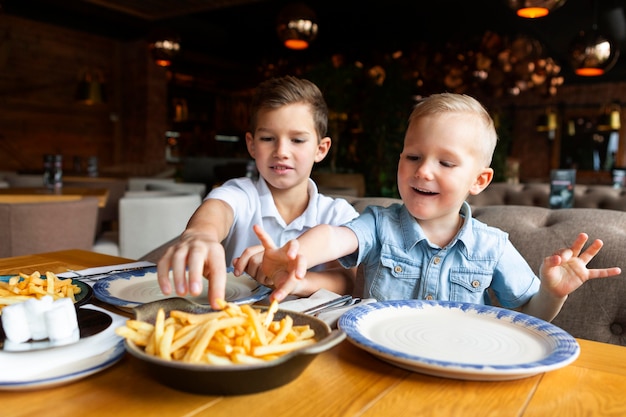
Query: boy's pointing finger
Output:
[[253, 224, 277, 249]]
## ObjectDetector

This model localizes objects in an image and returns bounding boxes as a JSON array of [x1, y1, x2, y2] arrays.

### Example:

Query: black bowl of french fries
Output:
[[118, 297, 346, 395]]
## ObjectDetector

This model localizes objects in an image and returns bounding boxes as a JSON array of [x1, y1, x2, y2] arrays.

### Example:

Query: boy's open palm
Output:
[[540, 233, 622, 298]]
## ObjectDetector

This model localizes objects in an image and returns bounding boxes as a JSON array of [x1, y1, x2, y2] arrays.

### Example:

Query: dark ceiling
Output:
[[3, 0, 626, 89]]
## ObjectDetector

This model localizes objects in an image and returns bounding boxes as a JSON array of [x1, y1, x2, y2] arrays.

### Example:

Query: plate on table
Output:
[[0, 275, 93, 307], [0, 306, 126, 390], [338, 300, 580, 381], [93, 266, 271, 309], [1, 308, 112, 352]]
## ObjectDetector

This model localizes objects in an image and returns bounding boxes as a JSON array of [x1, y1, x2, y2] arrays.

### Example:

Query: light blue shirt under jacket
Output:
[[339, 202, 540, 308]]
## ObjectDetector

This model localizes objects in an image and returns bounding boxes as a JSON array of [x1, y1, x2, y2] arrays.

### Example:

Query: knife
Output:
[[67, 265, 155, 281], [302, 295, 353, 315]]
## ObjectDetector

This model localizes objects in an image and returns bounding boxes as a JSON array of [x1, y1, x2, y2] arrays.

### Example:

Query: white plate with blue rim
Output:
[[93, 266, 271, 310], [337, 299, 580, 381], [0, 306, 126, 390]]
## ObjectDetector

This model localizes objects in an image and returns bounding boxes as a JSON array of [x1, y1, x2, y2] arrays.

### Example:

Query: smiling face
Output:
[[398, 112, 493, 228], [246, 102, 330, 194]]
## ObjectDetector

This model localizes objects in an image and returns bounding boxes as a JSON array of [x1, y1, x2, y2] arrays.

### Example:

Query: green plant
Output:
[[307, 57, 412, 197]]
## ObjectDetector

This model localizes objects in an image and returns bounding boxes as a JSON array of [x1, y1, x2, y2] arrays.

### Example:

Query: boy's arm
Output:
[[520, 232, 621, 322], [234, 252, 357, 299], [157, 198, 234, 309], [519, 286, 567, 323], [297, 262, 357, 297], [252, 224, 359, 301]]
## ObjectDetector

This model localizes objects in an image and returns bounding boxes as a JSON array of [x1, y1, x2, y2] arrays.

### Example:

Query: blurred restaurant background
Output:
[[1, 0, 626, 197]]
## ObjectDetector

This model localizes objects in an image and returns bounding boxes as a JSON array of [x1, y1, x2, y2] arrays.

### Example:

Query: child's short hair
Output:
[[249, 75, 328, 141], [409, 93, 498, 166]]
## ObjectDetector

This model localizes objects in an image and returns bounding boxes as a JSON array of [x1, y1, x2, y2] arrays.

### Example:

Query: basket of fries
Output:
[[117, 297, 346, 395]]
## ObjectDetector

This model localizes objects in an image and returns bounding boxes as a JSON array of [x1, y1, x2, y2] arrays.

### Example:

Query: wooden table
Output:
[[1, 250, 625, 417], [0, 187, 109, 208]]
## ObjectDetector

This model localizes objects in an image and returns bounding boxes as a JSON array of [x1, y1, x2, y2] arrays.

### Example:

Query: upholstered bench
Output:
[[466, 182, 626, 211]]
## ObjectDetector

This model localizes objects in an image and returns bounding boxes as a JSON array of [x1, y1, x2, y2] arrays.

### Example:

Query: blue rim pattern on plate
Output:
[[338, 299, 580, 380], [93, 266, 271, 308], [0, 340, 125, 390]]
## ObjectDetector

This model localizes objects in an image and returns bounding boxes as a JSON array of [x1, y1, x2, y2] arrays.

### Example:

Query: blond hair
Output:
[[409, 93, 498, 166]]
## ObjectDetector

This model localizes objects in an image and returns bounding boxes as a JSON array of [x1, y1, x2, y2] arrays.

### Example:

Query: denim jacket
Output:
[[339, 202, 540, 308]]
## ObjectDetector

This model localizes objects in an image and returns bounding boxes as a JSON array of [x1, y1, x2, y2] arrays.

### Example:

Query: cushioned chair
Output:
[[0, 171, 13, 188], [312, 172, 366, 197], [145, 181, 207, 198], [5, 173, 44, 187], [63, 177, 129, 233], [94, 191, 202, 260], [0, 197, 100, 257], [127, 177, 176, 192]]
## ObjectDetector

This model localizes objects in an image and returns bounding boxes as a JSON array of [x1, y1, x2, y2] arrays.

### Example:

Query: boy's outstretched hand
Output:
[[249, 224, 308, 302], [540, 232, 621, 298]]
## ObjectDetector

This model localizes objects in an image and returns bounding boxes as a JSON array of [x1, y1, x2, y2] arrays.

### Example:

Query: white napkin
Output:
[[0, 305, 127, 382], [57, 261, 155, 285], [279, 289, 376, 328]]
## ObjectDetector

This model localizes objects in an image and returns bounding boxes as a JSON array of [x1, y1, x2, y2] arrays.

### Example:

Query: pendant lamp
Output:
[[148, 31, 181, 67], [276, 3, 318, 50], [506, 0, 567, 18], [568, 2, 619, 76], [569, 29, 618, 76]]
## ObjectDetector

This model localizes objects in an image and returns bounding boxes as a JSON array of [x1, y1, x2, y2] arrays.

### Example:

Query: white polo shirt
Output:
[[207, 176, 359, 266]]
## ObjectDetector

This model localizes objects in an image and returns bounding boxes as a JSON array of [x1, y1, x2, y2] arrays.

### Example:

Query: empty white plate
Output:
[[338, 299, 580, 381]]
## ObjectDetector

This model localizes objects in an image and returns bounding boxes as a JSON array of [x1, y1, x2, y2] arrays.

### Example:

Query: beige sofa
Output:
[[141, 193, 626, 347], [466, 182, 626, 211]]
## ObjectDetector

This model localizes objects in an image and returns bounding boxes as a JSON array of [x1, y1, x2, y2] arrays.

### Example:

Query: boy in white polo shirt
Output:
[[157, 76, 359, 309]]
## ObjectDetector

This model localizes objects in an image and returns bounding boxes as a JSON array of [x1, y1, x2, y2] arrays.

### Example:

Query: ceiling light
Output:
[[506, 0, 567, 18], [569, 28, 619, 76], [148, 31, 181, 67], [569, 0, 620, 76], [276, 3, 318, 50]]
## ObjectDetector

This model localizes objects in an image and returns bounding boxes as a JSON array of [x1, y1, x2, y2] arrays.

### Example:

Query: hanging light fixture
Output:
[[568, 1, 619, 76], [569, 29, 619, 76], [75, 69, 106, 105], [148, 30, 181, 67], [276, 3, 318, 50], [506, 0, 567, 18]]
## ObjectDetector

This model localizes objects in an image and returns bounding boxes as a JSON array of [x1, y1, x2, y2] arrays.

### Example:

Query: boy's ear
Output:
[[245, 132, 255, 157], [314, 136, 332, 162], [469, 167, 494, 196]]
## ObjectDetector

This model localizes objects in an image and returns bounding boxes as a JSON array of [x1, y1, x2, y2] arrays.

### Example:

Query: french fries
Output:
[[116, 300, 317, 365], [0, 271, 82, 312]]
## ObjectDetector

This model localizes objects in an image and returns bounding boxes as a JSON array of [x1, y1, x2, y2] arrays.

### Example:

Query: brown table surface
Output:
[[1, 250, 625, 417], [0, 186, 109, 208]]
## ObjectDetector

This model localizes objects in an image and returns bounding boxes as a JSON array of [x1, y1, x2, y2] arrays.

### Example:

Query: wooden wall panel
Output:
[[0, 15, 168, 176]]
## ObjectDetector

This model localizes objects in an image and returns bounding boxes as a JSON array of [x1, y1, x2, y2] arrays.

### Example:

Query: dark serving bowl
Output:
[[124, 297, 346, 395]]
